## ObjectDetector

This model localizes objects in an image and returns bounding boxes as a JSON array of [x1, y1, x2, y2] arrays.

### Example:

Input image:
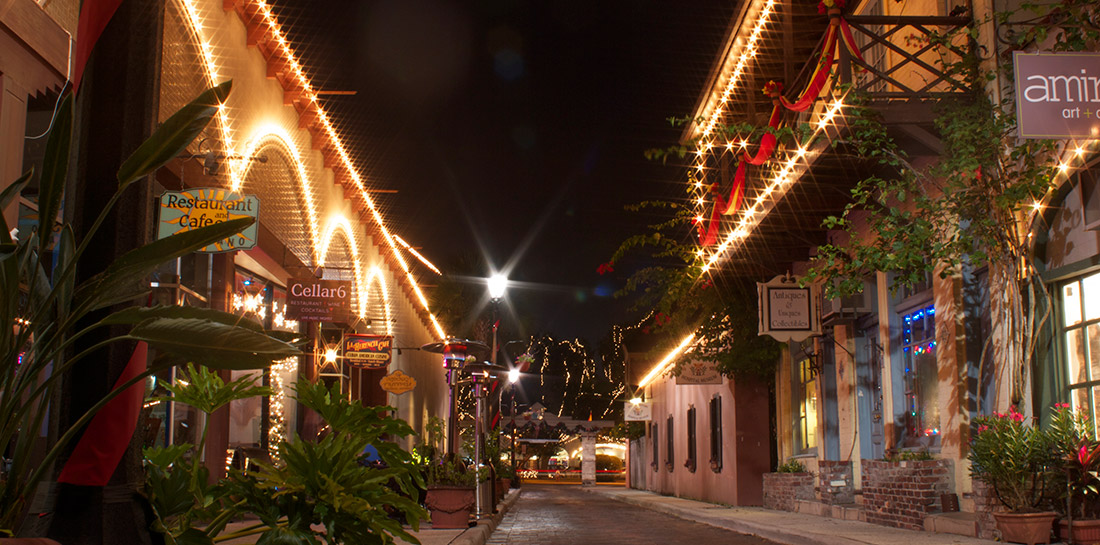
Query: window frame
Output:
[[685, 406, 697, 473], [665, 415, 674, 473], [709, 394, 723, 472]]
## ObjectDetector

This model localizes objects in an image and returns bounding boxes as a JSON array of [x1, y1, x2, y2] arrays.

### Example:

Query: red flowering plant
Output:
[[969, 406, 1059, 513], [1048, 403, 1100, 520]]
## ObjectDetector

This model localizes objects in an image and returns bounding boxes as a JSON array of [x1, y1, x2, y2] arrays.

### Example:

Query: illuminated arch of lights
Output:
[[177, 0, 447, 339]]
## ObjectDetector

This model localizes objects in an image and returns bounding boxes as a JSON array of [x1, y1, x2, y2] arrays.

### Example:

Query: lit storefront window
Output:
[[1062, 271, 1100, 436], [902, 305, 938, 440], [796, 356, 818, 452]]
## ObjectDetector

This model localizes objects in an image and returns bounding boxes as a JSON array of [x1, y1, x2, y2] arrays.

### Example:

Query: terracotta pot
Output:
[[495, 478, 509, 504], [1058, 518, 1100, 544], [993, 512, 1056, 545], [425, 486, 475, 529]]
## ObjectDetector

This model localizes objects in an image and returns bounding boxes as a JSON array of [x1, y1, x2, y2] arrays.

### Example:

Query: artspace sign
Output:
[[1014, 51, 1100, 139], [285, 278, 351, 322]]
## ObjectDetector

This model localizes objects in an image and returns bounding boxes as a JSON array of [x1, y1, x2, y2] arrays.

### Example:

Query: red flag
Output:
[[72, 0, 126, 92], [58, 342, 148, 486]]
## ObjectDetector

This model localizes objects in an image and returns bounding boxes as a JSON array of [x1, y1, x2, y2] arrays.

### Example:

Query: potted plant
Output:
[[424, 456, 476, 528], [1049, 403, 1100, 544], [970, 406, 1058, 544]]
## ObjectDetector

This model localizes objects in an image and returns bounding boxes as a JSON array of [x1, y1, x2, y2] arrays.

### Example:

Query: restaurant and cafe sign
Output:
[[1014, 51, 1100, 139], [757, 274, 821, 343], [285, 278, 351, 322], [157, 188, 259, 252], [343, 334, 392, 369]]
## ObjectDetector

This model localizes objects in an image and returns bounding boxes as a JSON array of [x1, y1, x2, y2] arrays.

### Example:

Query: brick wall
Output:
[[763, 472, 815, 511], [861, 459, 951, 530], [818, 460, 854, 505], [970, 480, 1004, 540]]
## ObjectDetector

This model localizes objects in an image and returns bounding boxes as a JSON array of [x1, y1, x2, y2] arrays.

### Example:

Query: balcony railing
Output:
[[842, 15, 973, 100]]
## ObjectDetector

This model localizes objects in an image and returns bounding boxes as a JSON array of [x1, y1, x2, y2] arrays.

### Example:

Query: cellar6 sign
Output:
[[285, 278, 351, 322], [1014, 51, 1100, 139], [157, 188, 259, 252], [344, 334, 392, 369]]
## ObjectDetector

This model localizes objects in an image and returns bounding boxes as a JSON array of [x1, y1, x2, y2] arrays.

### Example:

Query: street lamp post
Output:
[[508, 367, 519, 473], [488, 274, 507, 366]]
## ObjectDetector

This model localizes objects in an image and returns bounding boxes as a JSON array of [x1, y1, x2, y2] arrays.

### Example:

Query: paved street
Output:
[[485, 484, 779, 545]]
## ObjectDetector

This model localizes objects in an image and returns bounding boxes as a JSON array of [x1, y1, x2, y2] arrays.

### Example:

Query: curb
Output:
[[449, 488, 522, 545], [586, 488, 998, 545]]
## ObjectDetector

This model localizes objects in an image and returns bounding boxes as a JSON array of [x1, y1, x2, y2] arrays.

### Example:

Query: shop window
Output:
[[685, 406, 697, 473], [1061, 271, 1100, 435], [709, 395, 723, 472], [794, 355, 818, 453], [651, 422, 659, 472], [901, 305, 939, 442], [665, 415, 674, 472]]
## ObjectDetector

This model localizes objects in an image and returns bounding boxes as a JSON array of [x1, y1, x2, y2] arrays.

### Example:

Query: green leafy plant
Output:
[[969, 406, 1057, 513], [0, 81, 300, 535], [142, 363, 270, 544], [424, 456, 476, 488], [146, 378, 427, 545], [776, 460, 806, 473], [1048, 403, 1100, 520], [884, 450, 935, 462]]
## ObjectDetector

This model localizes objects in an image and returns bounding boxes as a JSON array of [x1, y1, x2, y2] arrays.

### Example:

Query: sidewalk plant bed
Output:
[[424, 457, 477, 529], [969, 406, 1058, 544], [1049, 404, 1100, 544]]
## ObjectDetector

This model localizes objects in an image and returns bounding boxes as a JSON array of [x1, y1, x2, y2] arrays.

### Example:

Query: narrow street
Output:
[[485, 484, 779, 545]]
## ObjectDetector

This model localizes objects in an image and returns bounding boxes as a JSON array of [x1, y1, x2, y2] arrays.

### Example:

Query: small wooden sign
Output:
[[380, 370, 416, 395], [344, 334, 392, 369], [624, 401, 652, 422]]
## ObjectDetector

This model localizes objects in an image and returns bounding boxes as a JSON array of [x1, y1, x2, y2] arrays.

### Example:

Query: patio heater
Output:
[[464, 361, 507, 518], [421, 339, 489, 456]]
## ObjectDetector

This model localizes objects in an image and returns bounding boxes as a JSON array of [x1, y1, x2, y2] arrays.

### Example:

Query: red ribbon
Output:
[[58, 342, 148, 486], [72, 0, 125, 92]]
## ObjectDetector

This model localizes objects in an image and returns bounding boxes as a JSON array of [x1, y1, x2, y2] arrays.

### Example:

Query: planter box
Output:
[[994, 512, 1055, 545], [861, 458, 951, 530], [1058, 518, 1100, 545], [763, 472, 814, 512], [425, 486, 474, 529]]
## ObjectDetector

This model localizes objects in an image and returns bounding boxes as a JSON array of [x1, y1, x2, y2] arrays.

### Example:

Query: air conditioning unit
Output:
[[822, 280, 875, 323]]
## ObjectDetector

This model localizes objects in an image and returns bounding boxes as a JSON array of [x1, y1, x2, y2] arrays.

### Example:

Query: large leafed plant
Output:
[[0, 81, 300, 534]]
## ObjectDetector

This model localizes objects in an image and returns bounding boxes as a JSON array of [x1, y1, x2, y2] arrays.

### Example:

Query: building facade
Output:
[[631, 0, 1098, 537]]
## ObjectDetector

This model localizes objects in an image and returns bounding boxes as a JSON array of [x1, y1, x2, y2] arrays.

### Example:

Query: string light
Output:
[[179, 0, 447, 339]]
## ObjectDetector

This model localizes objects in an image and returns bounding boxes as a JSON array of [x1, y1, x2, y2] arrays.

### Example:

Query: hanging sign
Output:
[[380, 369, 416, 395], [343, 334, 392, 369], [285, 278, 351, 322], [1014, 51, 1100, 139], [157, 188, 259, 252], [757, 274, 821, 343], [676, 360, 722, 385], [624, 402, 652, 422]]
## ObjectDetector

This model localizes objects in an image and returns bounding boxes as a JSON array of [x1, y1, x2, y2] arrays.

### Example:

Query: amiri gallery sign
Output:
[[344, 334, 392, 369], [1014, 51, 1100, 139], [285, 278, 351, 322], [157, 188, 259, 252]]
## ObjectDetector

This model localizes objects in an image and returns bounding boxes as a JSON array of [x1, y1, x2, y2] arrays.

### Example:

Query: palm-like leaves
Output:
[[0, 81, 298, 534]]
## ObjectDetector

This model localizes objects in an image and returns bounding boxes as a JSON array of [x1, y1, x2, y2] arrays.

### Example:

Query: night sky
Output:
[[274, 1, 740, 343]]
